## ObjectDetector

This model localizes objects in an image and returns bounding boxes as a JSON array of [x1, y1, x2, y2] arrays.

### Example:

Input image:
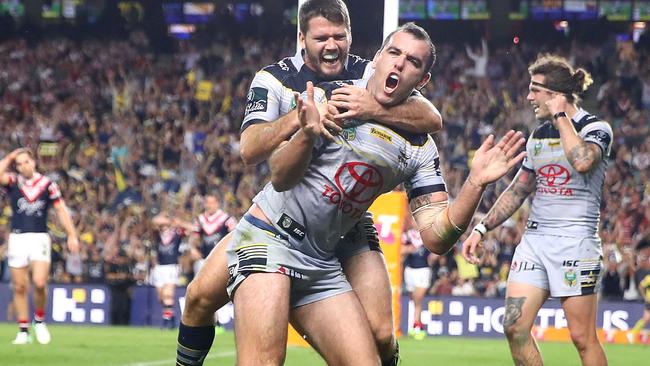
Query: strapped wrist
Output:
[[473, 222, 488, 237]]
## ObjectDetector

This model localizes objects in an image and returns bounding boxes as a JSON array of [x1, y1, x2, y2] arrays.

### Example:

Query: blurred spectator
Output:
[[105, 248, 135, 325]]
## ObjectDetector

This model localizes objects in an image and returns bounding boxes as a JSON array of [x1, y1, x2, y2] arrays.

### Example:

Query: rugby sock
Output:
[[18, 319, 29, 333], [631, 319, 646, 333], [163, 306, 175, 328], [381, 341, 400, 366], [34, 308, 45, 323], [176, 322, 215, 366]]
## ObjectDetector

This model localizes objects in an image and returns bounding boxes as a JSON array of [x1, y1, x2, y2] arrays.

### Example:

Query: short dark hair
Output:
[[298, 0, 351, 35], [528, 54, 593, 104], [380, 22, 436, 73]]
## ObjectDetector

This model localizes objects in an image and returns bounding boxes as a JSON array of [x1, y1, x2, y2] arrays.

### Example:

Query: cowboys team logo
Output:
[[245, 87, 268, 115], [341, 127, 356, 141]]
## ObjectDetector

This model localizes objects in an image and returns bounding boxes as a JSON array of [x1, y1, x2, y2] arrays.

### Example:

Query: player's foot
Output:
[[413, 328, 426, 341], [215, 325, 225, 335], [12, 331, 32, 345], [33, 322, 51, 344], [626, 331, 635, 344]]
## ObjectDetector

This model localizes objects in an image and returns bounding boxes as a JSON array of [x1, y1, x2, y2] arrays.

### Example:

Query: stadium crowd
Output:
[[0, 26, 648, 306]]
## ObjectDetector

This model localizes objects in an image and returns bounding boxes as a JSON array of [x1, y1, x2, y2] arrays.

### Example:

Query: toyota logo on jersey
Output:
[[536, 164, 573, 196], [334, 162, 384, 204], [321, 162, 384, 219], [537, 164, 570, 187]]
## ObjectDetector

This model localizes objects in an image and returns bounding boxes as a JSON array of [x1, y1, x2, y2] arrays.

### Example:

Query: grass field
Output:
[[0, 323, 647, 365]]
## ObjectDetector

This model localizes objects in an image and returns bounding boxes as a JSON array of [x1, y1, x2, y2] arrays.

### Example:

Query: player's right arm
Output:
[[240, 70, 341, 166], [461, 167, 536, 264], [0, 148, 25, 185], [269, 82, 329, 191], [240, 111, 301, 166]]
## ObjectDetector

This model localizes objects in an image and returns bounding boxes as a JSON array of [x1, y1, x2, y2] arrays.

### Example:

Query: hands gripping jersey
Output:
[[242, 50, 372, 131], [253, 79, 447, 260], [3, 173, 61, 233], [193, 210, 236, 258], [522, 110, 613, 237]]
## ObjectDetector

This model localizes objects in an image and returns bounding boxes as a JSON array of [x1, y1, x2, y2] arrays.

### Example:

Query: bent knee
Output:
[[32, 281, 47, 291], [371, 322, 395, 348]]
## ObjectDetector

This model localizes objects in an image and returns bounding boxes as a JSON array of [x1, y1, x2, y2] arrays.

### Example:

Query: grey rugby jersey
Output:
[[242, 50, 373, 131], [253, 79, 447, 260], [522, 109, 613, 237]]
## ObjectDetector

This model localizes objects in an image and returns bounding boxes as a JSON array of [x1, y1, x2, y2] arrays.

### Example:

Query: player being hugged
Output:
[[0, 148, 79, 345]]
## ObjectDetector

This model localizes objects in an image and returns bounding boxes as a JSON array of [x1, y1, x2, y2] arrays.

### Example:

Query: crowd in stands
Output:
[[0, 25, 648, 304]]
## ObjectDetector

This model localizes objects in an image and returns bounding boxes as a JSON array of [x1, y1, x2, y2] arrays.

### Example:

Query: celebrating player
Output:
[[462, 54, 611, 366], [226, 23, 525, 365], [177, 1, 442, 365]]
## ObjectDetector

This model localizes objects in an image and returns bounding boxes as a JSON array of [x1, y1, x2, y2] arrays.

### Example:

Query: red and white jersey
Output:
[[3, 173, 61, 233], [193, 210, 236, 257]]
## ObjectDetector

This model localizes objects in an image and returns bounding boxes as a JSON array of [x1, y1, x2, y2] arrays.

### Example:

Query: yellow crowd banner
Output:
[[369, 191, 408, 337]]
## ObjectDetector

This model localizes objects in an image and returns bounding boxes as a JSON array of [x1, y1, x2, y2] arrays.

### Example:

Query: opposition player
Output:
[[151, 212, 188, 329], [462, 54, 611, 365], [401, 214, 434, 340], [227, 23, 525, 365], [177, 1, 442, 364], [627, 240, 650, 344], [189, 193, 236, 333], [0, 148, 79, 345]]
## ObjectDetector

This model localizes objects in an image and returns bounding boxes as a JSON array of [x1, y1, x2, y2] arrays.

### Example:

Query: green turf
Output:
[[0, 323, 647, 365]]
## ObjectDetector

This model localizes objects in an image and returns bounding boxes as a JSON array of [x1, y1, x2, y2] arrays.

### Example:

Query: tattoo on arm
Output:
[[409, 193, 433, 212], [567, 142, 601, 173], [503, 297, 526, 328], [483, 170, 536, 230]]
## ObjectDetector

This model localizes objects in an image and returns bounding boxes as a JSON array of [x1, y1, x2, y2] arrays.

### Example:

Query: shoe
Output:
[[413, 329, 426, 341], [12, 331, 32, 345], [33, 322, 51, 345]]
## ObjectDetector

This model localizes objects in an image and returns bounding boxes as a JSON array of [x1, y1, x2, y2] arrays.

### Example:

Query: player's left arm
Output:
[[547, 95, 612, 173], [411, 131, 525, 255], [330, 85, 442, 133], [53, 199, 79, 254]]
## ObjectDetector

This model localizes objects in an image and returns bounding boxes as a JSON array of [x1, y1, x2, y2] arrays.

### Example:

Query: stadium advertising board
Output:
[[0, 283, 110, 325], [427, 0, 461, 20], [599, 0, 632, 21], [399, 0, 427, 20], [461, 0, 490, 20], [401, 295, 645, 344]]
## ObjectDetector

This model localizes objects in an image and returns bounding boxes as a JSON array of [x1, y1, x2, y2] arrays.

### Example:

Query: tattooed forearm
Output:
[[409, 193, 433, 211], [567, 142, 600, 173], [503, 297, 526, 328], [483, 170, 535, 230]]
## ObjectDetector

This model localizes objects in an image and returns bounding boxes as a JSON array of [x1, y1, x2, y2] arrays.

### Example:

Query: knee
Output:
[[13, 282, 28, 295], [185, 281, 216, 313], [371, 321, 395, 350], [569, 328, 594, 352], [503, 322, 530, 344]]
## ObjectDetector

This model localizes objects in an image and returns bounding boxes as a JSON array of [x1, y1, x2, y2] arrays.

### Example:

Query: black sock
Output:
[[382, 341, 400, 366], [176, 322, 215, 366]]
